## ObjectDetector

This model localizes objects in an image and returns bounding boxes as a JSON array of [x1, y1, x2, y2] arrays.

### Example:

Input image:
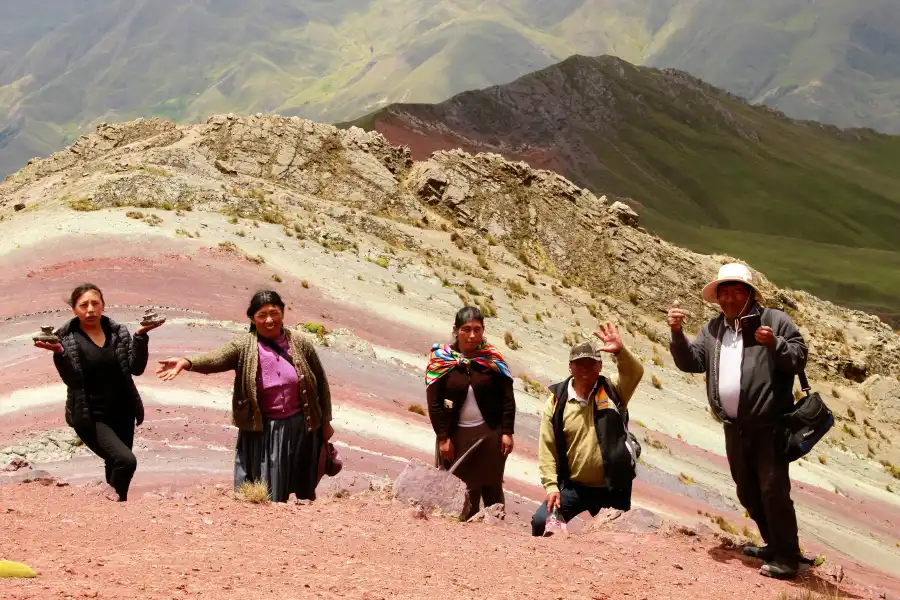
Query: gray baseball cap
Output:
[[569, 341, 601, 362]]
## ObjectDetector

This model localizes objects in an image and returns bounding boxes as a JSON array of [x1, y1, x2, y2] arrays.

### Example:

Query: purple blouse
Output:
[[256, 336, 302, 419]]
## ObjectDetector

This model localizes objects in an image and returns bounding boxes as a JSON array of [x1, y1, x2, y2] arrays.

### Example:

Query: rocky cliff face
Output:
[[2, 114, 898, 384]]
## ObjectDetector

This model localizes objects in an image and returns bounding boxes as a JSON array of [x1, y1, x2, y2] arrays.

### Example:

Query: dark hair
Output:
[[69, 283, 104, 308], [453, 306, 484, 329], [246, 290, 285, 319], [246, 290, 285, 333]]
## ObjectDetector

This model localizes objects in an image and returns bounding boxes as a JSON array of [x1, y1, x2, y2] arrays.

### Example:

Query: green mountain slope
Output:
[[2, 0, 899, 178], [345, 55, 900, 324], [648, 0, 900, 133]]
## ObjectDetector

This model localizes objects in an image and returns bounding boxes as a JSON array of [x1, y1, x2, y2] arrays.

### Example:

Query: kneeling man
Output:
[[531, 323, 644, 536]]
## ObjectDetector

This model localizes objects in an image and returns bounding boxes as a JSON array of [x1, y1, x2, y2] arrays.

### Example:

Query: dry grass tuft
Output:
[[506, 279, 526, 298], [678, 472, 695, 485], [520, 375, 549, 398], [234, 480, 270, 504], [504, 331, 522, 350], [406, 404, 426, 416], [712, 515, 738, 535], [644, 436, 667, 451]]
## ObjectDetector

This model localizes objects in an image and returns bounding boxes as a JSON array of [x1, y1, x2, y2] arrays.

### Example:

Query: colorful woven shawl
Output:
[[425, 341, 512, 387]]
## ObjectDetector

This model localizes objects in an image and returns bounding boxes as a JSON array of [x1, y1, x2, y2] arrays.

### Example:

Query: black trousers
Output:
[[531, 480, 631, 536], [724, 424, 800, 565], [74, 417, 137, 501]]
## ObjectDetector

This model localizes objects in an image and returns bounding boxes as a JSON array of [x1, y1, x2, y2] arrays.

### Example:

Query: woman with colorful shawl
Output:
[[425, 306, 516, 519]]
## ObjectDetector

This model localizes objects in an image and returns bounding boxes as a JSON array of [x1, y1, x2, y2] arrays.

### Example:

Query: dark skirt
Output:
[[234, 412, 321, 503], [435, 422, 506, 490]]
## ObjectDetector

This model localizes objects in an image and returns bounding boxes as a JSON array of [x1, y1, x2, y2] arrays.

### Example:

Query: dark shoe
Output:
[[797, 553, 816, 566], [743, 545, 776, 561], [760, 561, 798, 580]]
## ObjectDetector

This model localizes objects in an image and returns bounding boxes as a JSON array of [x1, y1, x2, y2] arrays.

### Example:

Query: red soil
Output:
[[0, 483, 879, 600], [373, 118, 570, 175], [0, 234, 435, 354]]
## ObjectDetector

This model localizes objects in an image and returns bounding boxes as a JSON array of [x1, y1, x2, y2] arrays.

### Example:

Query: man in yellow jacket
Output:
[[531, 322, 644, 536]]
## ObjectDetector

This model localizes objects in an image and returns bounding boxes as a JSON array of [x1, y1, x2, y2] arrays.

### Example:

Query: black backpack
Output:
[[782, 372, 834, 462]]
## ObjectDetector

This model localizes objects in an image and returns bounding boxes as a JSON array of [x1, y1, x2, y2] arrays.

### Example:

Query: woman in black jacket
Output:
[[33, 283, 164, 501], [425, 306, 516, 519]]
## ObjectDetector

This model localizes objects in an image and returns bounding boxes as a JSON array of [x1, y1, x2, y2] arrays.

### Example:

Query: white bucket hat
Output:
[[701, 263, 763, 304]]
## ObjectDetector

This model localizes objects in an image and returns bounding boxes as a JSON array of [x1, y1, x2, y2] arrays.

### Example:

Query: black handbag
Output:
[[782, 371, 835, 462]]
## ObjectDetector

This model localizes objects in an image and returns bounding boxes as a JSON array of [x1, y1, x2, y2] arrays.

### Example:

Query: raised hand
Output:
[[156, 357, 190, 381], [668, 300, 686, 333], [594, 322, 624, 354]]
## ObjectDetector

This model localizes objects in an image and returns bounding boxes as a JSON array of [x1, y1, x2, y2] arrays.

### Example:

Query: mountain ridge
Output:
[[345, 54, 900, 325]]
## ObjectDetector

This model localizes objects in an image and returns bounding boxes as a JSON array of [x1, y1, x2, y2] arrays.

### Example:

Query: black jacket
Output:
[[426, 362, 515, 441], [53, 316, 149, 428], [669, 303, 807, 427]]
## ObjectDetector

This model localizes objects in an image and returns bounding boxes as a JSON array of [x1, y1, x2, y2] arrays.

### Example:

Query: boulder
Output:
[[824, 563, 844, 584], [467, 503, 506, 525], [393, 459, 470, 520], [593, 507, 664, 533], [608, 201, 639, 227]]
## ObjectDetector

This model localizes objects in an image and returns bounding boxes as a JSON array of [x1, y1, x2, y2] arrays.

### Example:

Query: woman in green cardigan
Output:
[[155, 290, 333, 502]]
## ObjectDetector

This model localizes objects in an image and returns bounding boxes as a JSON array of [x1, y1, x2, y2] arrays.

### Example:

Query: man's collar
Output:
[[567, 378, 591, 406]]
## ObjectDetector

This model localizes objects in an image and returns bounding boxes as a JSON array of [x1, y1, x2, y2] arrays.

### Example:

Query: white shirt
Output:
[[567, 379, 589, 407], [458, 385, 486, 428], [718, 321, 743, 419]]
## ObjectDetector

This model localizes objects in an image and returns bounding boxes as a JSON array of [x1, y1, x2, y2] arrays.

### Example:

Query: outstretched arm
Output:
[[156, 338, 242, 381]]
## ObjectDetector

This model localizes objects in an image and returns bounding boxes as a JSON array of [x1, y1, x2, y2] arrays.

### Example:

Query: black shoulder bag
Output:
[[782, 371, 835, 462]]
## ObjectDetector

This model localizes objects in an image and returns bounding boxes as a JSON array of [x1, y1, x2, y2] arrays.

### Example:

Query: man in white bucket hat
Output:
[[667, 263, 808, 580]]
